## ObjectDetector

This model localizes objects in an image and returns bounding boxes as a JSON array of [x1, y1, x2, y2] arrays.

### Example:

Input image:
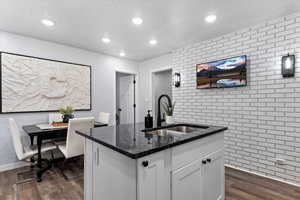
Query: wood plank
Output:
[[226, 167, 300, 200], [0, 162, 299, 200]]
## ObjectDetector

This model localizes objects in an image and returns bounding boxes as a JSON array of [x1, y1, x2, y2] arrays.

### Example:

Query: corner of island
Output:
[[76, 122, 227, 200]]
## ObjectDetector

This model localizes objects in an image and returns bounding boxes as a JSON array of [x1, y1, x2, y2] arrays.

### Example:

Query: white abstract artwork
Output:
[[1, 53, 91, 113]]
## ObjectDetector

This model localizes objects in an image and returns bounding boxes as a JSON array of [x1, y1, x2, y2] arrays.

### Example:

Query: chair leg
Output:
[[30, 156, 35, 163], [50, 150, 55, 161], [30, 156, 36, 168], [60, 159, 69, 181]]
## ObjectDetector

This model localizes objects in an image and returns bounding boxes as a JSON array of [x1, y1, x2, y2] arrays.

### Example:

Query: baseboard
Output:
[[225, 164, 300, 188], [0, 161, 29, 172]]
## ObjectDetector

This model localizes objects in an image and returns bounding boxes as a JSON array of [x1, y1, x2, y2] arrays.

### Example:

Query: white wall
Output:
[[172, 13, 300, 185], [0, 31, 138, 169], [138, 54, 172, 121], [138, 12, 300, 186]]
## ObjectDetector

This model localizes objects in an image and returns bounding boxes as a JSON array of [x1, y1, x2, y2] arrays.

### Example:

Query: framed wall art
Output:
[[0, 52, 91, 113]]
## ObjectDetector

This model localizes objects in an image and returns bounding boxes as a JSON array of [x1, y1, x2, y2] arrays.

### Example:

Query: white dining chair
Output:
[[98, 112, 110, 124], [56, 117, 94, 179], [9, 118, 57, 184], [48, 113, 63, 124]]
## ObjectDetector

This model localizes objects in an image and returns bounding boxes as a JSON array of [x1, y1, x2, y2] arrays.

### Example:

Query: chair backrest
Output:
[[8, 118, 26, 161], [48, 113, 63, 124], [65, 117, 94, 158], [98, 112, 110, 124]]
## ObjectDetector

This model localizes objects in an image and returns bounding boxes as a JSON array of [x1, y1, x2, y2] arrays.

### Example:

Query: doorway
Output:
[[152, 69, 172, 121], [116, 72, 136, 125]]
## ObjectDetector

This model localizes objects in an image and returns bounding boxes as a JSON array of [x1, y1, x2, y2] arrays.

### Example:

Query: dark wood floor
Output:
[[226, 167, 300, 200], [1, 162, 300, 200]]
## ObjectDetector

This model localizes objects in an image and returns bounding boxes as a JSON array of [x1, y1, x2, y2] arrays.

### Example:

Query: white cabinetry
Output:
[[171, 149, 224, 200], [84, 131, 224, 200], [137, 150, 171, 200], [85, 142, 136, 200], [172, 159, 202, 200], [202, 149, 224, 200]]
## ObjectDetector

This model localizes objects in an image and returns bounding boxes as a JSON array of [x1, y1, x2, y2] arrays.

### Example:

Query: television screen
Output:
[[196, 55, 247, 89]]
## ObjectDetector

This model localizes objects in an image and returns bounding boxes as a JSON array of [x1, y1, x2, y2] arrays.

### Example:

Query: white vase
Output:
[[166, 115, 175, 124]]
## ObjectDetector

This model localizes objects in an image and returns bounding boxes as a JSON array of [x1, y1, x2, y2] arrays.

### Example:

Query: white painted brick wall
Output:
[[172, 12, 300, 185]]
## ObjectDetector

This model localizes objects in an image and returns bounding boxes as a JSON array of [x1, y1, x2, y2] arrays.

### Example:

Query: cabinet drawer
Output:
[[172, 132, 224, 170]]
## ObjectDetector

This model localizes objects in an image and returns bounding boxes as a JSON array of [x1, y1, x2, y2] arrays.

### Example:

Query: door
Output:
[[92, 142, 136, 200], [137, 151, 171, 200], [172, 159, 202, 200], [84, 139, 93, 200], [152, 69, 172, 120], [116, 72, 135, 124], [201, 149, 224, 200]]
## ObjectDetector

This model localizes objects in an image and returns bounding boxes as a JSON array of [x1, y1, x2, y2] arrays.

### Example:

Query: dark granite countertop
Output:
[[76, 122, 227, 159]]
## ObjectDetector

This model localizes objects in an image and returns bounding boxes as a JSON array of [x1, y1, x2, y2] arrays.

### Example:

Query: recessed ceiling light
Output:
[[132, 17, 143, 25], [120, 51, 126, 57], [205, 14, 217, 23], [149, 39, 157, 45], [41, 19, 55, 27], [102, 37, 111, 44]]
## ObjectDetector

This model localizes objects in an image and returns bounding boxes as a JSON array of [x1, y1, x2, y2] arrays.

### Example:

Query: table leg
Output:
[[37, 136, 42, 168], [36, 136, 43, 182], [30, 135, 34, 146], [36, 136, 53, 182]]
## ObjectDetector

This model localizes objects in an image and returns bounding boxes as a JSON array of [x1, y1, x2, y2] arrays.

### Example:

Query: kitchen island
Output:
[[76, 122, 227, 200]]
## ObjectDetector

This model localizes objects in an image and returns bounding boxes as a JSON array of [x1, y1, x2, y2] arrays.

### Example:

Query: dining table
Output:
[[22, 121, 107, 182]]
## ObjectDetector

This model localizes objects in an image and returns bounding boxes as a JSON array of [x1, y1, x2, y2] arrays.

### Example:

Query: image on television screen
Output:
[[196, 55, 247, 89]]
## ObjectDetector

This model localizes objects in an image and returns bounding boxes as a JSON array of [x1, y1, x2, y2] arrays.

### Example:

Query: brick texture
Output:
[[172, 13, 300, 185]]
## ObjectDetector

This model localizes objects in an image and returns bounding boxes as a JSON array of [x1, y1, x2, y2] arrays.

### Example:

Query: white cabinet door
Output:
[[201, 149, 224, 200], [92, 143, 136, 200], [92, 143, 101, 200], [172, 159, 202, 200], [84, 139, 93, 200], [137, 151, 171, 200]]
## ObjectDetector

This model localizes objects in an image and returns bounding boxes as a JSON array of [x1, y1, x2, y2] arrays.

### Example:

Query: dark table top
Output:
[[23, 122, 107, 136], [76, 122, 227, 159]]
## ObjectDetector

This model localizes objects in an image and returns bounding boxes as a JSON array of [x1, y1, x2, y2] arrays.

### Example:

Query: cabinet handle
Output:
[[142, 161, 149, 167], [202, 160, 207, 164], [206, 158, 211, 163]]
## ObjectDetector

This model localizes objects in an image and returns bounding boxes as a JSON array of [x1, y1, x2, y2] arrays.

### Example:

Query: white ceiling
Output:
[[1, 0, 300, 61]]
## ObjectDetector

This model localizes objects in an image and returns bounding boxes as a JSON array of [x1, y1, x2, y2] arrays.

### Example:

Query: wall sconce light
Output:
[[174, 72, 181, 88], [282, 54, 295, 77]]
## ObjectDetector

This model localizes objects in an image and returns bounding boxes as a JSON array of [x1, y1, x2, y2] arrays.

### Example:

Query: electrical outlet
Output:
[[275, 158, 286, 165]]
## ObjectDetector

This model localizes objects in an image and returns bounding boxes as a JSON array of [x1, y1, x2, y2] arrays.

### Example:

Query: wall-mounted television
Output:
[[196, 55, 247, 89]]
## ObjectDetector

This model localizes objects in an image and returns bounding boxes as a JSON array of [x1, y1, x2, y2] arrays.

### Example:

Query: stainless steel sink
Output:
[[147, 129, 168, 136], [167, 126, 196, 133], [145, 124, 209, 137]]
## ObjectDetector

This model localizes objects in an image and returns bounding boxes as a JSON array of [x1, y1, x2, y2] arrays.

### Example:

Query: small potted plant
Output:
[[162, 102, 175, 124], [59, 106, 74, 123]]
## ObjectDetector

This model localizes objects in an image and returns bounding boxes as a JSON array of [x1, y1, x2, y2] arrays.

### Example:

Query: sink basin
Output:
[[146, 129, 185, 137], [168, 124, 208, 131], [167, 126, 196, 133], [145, 124, 209, 137], [147, 129, 168, 136]]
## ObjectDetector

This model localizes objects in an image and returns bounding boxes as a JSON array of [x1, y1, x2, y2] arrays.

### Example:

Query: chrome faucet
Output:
[[157, 94, 172, 127]]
